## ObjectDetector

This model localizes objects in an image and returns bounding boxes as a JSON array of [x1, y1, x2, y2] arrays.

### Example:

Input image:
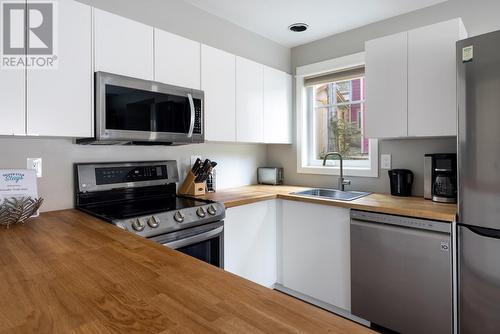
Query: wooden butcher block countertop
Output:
[[0, 209, 374, 334], [201, 185, 457, 222]]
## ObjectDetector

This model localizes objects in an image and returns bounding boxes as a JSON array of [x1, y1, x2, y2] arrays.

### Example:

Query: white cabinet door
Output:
[[279, 200, 351, 311], [224, 200, 276, 287], [27, 0, 92, 137], [94, 8, 153, 80], [201, 45, 236, 142], [365, 32, 408, 138], [408, 19, 466, 137], [154, 29, 200, 89], [0, 68, 24, 135], [236, 56, 264, 143], [264, 66, 292, 144]]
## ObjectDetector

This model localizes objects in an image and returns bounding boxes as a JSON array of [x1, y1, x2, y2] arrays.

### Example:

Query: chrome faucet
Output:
[[323, 152, 351, 191]]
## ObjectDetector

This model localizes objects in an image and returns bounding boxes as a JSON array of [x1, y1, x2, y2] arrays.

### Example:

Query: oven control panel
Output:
[[95, 165, 167, 185], [76, 161, 179, 193]]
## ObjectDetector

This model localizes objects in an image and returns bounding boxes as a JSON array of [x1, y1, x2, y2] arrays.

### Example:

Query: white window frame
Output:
[[296, 52, 378, 177]]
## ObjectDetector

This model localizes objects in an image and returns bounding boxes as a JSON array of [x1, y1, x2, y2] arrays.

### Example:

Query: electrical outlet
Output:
[[381, 154, 391, 170], [27, 158, 42, 177], [190, 155, 202, 166]]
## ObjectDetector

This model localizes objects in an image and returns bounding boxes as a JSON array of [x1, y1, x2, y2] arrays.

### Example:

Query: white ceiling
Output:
[[183, 0, 449, 47]]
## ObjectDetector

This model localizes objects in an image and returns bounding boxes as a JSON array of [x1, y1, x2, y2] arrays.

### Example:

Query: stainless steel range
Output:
[[74, 161, 225, 268]]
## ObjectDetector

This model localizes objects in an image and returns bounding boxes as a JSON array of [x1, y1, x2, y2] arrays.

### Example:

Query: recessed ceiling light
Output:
[[288, 23, 308, 33]]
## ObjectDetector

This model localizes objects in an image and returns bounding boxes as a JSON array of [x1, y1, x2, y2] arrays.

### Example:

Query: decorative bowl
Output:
[[0, 197, 44, 228]]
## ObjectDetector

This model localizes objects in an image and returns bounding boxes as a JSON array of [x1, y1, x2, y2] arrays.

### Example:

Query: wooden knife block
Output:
[[178, 171, 206, 196]]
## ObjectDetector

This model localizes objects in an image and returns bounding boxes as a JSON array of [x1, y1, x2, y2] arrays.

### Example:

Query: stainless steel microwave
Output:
[[77, 72, 204, 145]]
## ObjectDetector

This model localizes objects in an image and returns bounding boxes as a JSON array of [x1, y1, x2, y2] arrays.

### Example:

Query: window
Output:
[[309, 75, 367, 162], [296, 52, 378, 177]]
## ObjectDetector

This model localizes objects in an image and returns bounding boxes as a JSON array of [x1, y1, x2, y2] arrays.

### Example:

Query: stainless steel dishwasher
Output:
[[350, 210, 453, 334]]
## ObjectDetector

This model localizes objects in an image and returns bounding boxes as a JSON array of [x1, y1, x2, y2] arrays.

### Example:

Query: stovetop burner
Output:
[[82, 196, 211, 220]]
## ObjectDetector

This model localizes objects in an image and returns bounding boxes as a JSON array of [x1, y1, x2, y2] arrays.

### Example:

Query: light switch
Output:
[[381, 154, 391, 170], [27, 158, 42, 178]]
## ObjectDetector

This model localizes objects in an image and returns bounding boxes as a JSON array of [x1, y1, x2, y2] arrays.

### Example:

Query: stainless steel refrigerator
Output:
[[458, 30, 500, 334]]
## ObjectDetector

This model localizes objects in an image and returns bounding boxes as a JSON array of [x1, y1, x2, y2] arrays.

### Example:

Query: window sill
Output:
[[297, 165, 379, 178]]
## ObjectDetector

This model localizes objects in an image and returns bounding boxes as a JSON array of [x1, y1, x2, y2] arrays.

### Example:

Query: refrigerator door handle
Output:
[[463, 224, 500, 240], [459, 225, 500, 333]]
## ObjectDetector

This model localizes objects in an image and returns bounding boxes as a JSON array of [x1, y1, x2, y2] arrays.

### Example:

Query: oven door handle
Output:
[[163, 226, 223, 249], [187, 93, 195, 138]]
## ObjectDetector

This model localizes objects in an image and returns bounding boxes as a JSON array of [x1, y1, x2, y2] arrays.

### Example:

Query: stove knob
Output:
[[131, 218, 145, 232], [196, 207, 206, 218], [148, 216, 160, 228], [173, 211, 185, 223], [115, 222, 127, 230], [207, 204, 217, 216]]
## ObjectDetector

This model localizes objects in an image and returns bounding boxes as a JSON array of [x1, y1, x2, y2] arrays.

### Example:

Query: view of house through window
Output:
[[307, 69, 368, 164]]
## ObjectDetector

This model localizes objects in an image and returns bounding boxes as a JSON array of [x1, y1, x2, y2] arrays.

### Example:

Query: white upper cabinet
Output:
[[154, 29, 200, 89], [201, 45, 236, 142], [365, 32, 408, 138], [0, 67, 24, 136], [0, 5, 292, 141], [94, 8, 153, 80], [0, 0, 25, 136], [365, 19, 467, 138], [236, 56, 264, 143], [27, 0, 92, 137], [407, 19, 467, 137], [264, 66, 292, 144]]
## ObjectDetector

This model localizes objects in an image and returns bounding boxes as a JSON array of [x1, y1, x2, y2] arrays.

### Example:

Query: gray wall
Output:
[[268, 0, 500, 196], [0, 0, 289, 212], [0, 138, 267, 212], [268, 138, 456, 195], [76, 0, 291, 72], [292, 0, 500, 68]]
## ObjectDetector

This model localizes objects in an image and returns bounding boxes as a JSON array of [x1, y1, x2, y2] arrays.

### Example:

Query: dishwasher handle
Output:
[[350, 210, 451, 234]]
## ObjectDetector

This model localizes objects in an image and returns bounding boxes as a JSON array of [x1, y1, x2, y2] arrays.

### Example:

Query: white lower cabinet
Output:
[[223, 198, 351, 310], [278, 200, 351, 311], [224, 200, 277, 287]]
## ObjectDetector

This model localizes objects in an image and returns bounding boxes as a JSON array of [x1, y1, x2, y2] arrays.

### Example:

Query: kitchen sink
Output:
[[291, 188, 371, 201]]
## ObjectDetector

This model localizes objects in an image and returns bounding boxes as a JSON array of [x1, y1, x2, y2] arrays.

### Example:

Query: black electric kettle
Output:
[[388, 169, 414, 197]]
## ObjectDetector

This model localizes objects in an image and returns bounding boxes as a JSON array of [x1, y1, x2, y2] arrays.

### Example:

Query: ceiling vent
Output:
[[288, 23, 308, 33]]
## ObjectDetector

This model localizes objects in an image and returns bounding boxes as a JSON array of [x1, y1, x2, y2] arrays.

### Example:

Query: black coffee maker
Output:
[[424, 153, 457, 203], [388, 169, 414, 197]]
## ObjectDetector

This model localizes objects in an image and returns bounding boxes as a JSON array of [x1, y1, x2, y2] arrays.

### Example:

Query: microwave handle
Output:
[[187, 93, 195, 138]]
